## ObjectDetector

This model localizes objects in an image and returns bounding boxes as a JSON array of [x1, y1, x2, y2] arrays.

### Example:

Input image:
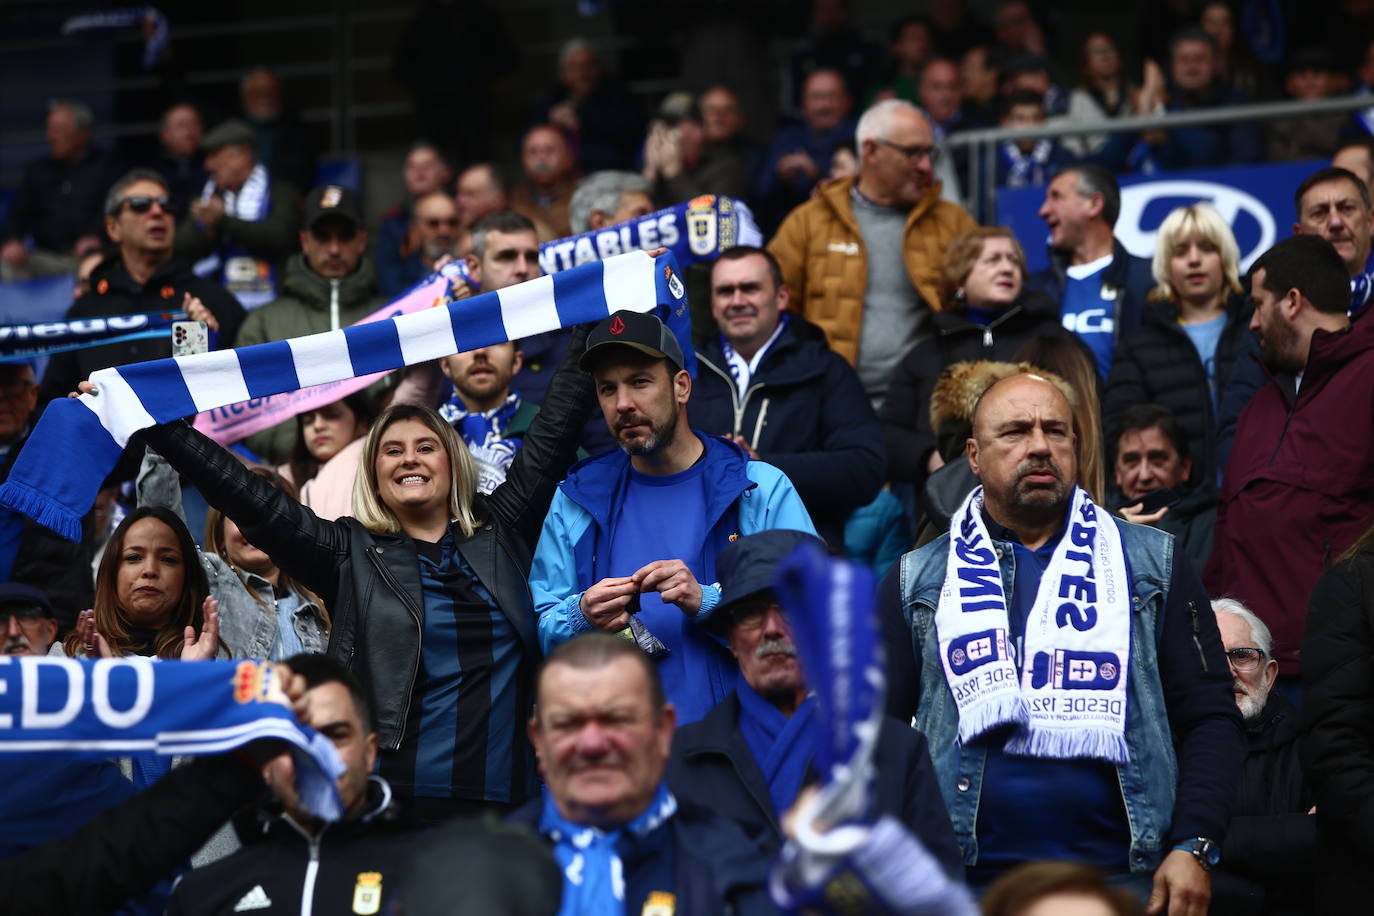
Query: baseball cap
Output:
[[706, 529, 827, 635], [580, 310, 685, 372], [200, 118, 257, 153], [303, 184, 363, 231], [0, 582, 54, 618]]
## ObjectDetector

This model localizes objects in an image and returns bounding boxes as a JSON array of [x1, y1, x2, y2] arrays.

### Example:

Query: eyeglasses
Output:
[[2, 606, 48, 628], [114, 195, 171, 215], [1225, 647, 1266, 671], [731, 602, 783, 631], [874, 137, 939, 163]]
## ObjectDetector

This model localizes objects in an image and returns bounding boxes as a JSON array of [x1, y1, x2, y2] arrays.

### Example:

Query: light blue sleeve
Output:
[[530, 488, 598, 654], [740, 461, 819, 537]]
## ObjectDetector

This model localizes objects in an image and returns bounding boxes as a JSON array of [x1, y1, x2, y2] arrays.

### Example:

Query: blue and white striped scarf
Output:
[[0, 250, 693, 541]]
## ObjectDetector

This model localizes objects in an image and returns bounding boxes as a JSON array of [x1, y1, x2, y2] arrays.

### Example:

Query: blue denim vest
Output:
[[898, 519, 1178, 873]]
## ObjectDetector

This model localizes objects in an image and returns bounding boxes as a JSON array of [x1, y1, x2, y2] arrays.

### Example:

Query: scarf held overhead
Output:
[[0, 309, 188, 363], [936, 486, 1131, 763], [0, 656, 345, 821], [0, 250, 693, 541]]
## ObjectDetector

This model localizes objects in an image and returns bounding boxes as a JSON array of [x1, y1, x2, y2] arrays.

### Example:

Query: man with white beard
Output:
[[1210, 598, 1314, 912]]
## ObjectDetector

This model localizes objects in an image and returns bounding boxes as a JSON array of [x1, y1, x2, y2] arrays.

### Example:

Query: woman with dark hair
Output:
[[283, 391, 377, 521], [56, 505, 218, 661], [1062, 33, 1139, 157]]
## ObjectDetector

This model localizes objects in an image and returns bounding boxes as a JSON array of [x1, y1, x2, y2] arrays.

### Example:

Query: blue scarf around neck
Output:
[[736, 680, 819, 820]]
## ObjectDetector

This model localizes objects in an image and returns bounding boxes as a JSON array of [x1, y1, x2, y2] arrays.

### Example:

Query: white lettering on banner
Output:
[[0, 657, 156, 730], [1117, 180, 1275, 271], [21, 658, 84, 729], [1062, 310, 1114, 335], [92, 659, 155, 727]]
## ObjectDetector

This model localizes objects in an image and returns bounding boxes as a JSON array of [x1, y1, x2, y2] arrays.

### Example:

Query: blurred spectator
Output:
[[72, 248, 103, 299], [828, 142, 858, 180], [510, 125, 575, 239], [239, 67, 316, 192], [642, 94, 748, 204], [1268, 48, 1345, 162], [1111, 405, 1216, 569], [1333, 139, 1374, 197], [534, 39, 644, 174], [41, 168, 245, 406], [758, 69, 856, 231], [392, 0, 517, 165], [1062, 33, 1139, 157], [1200, 0, 1264, 100], [865, 16, 935, 105], [1103, 204, 1255, 490], [1340, 38, 1374, 145], [568, 171, 653, 235], [1029, 164, 1153, 377], [1, 99, 122, 280], [176, 119, 303, 311], [280, 393, 376, 521], [768, 99, 976, 408], [998, 53, 1066, 116], [788, 0, 884, 104], [882, 227, 1070, 488], [455, 162, 509, 231], [376, 142, 454, 302], [1205, 235, 1374, 689], [992, 0, 1046, 57], [1209, 597, 1315, 915], [379, 191, 462, 299], [921, 58, 985, 201], [691, 246, 885, 548], [149, 102, 207, 221], [235, 185, 387, 464], [984, 90, 1074, 190], [929, 0, 990, 59], [1292, 166, 1374, 309], [981, 862, 1144, 916], [960, 45, 1003, 125], [0, 583, 58, 657], [699, 85, 762, 183]]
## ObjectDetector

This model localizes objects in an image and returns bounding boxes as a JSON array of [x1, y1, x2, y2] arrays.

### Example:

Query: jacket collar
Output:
[[1047, 236, 1134, 289], [676, 691, 780, 832], [931, 288, 1060, 337], [698, 316, 829, 388], [817, 175, 946, 236], [280, 253, 380, 310], [90, 253, 188, 296]]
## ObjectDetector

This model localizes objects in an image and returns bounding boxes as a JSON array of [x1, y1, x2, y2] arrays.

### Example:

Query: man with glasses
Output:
[[379, 190, 462, 298], [768, 98, 975, 410], [234, 184, 389, 464], [0, 583, 58, 657], [1210, 598, 1314, 913], [39, 169, 245, 406]]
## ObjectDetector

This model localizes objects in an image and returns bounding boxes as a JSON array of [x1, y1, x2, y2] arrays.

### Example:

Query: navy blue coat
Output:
[[666, 691, 965, 880]]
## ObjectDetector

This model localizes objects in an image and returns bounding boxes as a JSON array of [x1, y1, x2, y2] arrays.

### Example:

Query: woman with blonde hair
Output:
[[1103, 202, 1259, 489]]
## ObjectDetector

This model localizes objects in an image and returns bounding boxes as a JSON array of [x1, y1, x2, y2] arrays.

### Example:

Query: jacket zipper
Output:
[[1188, 600, 1208, 673], [700, 356, 765, 438], [366, 546, 425, 747], [282, 815, 324, 916], [751, 399, 769, 448], [329, 278, 340, 331]]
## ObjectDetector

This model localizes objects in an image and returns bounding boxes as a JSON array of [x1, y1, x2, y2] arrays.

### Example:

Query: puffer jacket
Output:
[[141, 326, 593, 766], [235, 254, 391, 463], [767, 176, 976, 365]]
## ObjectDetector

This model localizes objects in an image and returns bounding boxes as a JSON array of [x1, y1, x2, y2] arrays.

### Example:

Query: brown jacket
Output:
[[767, 176, 976, 365]]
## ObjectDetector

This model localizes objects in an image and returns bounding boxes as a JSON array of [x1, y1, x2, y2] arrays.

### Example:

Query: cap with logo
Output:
[[580, 310, 686, 372], [303, 184, 363, 231], [200, 118, 258, 153], [706, 528, 827, 635]]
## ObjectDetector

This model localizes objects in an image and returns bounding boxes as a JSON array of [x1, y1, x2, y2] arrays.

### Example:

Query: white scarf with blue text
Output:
[[935, 485, 1130, 763]]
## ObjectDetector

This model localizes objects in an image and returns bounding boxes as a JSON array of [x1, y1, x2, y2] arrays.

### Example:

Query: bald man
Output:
[[882, 372, 1243, 914]]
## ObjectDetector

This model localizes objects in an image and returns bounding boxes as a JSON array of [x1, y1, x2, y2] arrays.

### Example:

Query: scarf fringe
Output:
[[1004, 727, 1129, 765], [0, 478, 82, 541], [955, 694, 1029, 744]]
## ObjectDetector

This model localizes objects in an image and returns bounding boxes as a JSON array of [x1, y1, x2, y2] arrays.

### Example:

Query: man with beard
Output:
[[530, 311, 815, 725], [379, 190, 462, 298], [436, 340, 534, 495], [1209, 599, 1314, 914], [1291, 166, 1374, 314], [883, 371, 1243, 912], [1205, 235, 1374, 698]]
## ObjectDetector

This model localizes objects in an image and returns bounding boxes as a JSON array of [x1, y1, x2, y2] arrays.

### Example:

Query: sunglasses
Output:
[[115, 195, 171, 215]]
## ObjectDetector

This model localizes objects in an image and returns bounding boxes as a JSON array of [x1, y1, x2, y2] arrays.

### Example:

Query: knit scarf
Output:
[[1000, 139, 1055, 189], [937, 486, 1131, 763], [737, 679, 819, 818], [539, 781, 678, 916], [194, 163, 276, 310], [720, 313, 789, 396], [0, 250, 693, 541], [439, 391, 525, 495], [0, 657, 345, 820]]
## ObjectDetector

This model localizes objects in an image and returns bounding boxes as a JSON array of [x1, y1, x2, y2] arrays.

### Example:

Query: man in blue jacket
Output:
[[530, 310, 816, 725]]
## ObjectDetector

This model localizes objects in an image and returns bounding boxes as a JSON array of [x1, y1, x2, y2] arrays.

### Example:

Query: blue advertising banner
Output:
[[998, 159, 1325, 275]]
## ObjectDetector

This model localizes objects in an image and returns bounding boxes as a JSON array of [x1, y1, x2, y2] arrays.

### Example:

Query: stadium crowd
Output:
[[5, 0, 1374, 913]]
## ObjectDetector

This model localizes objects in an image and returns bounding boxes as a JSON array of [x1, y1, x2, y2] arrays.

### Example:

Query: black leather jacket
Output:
[[143, 326, 593, 754]]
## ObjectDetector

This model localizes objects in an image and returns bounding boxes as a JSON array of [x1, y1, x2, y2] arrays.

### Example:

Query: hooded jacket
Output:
[[692, 316, 885, 547], [767, 175, 977, 365], [1204, 314, 1374, 675]]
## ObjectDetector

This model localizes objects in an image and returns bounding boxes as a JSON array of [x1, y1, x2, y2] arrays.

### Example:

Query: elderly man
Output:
[[1291, 166, 1374, 313], [150, 102, 207, 221], [379, 190, 461, 298], [512, 632, 773, 913], [0, 583, 58, 657], [537, 38, 644, 174], [1111, 404, 1216, 569], [692, 245, 884, 548], [1, 99, 122, 279], [376, 142, 454, 298], [456, 162, 509, 230], [1209, 599, 1314, 914], [884, 370, 1244, 910], [768, 98, 975, 408], [510, 125, 576, 239], [531, 311, 815, 724], [568, 171, 654, 235], [759, 69, 857, 227], [175, 118, 303, 311], [667, 528, 962, 877]]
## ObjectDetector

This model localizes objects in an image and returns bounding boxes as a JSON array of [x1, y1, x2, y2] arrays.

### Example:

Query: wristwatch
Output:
[[1172, 837, 1221, 871]]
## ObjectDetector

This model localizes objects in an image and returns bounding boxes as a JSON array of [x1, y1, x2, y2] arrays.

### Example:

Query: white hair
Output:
[[855, 98, 929, 147], [1212, 597, 1273, 657]]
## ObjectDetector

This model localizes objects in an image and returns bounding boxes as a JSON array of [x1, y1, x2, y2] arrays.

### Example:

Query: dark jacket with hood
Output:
[[1028, 237, 1154, 351], [666, 691, 964, 880], [693, 315, 886, 547], [235, 253, 390, 463], [1204, 315, 1374, 675], [881, 287, 1073, 484], [1103, 291, 1256, 488], [142, 326, 594, 806], [38, 254, 246, 406]]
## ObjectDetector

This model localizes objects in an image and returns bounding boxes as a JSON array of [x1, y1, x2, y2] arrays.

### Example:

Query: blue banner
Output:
[[998, 158, 1326, 275], [0, 308, 186, 363]]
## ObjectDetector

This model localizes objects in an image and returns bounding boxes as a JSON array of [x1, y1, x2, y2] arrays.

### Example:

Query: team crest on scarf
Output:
[[685, 195, 720, 256]]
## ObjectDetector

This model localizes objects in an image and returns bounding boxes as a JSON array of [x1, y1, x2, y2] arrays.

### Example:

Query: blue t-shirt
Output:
[[1060, 259, 1116, 378], [607, 460, 734, 724], [970, 526, 1131, 879], [1181, 314, 1226, 409]]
